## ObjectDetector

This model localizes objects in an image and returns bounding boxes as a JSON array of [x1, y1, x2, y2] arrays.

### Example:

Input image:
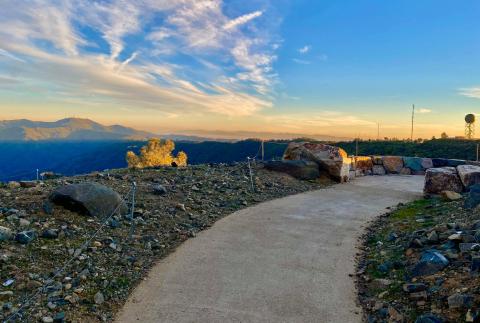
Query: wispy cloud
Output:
[[417, 108, 432, 114], [292, 58, 311, 65], [0, 48, 25, 62], [460, 87, 480, 99], [0, 0, 278, 117], [298, 45, 311, 54], [223, 11, 263, 30]]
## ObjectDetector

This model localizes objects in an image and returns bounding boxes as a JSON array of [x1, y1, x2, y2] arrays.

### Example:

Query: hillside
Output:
[[0, 118, 155, 141], [0, 140, 288, 182]]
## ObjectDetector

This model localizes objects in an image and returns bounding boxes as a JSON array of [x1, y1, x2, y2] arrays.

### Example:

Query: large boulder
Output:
[[382, 156, 404, 174], [424, 167, 463, 194], [432, 158, 449, 168], [403, 157, 423, 172], [50, 183, 127, 217], [447, 159, 466, 167], [354, 156, 373, 173], [421, 158, 433, 169], [372, 165, 386, 175], [263, 160, 320, 180], [457, 165, 480, 189], [371, 156, 383, 165], [283, 142, 352, 182]]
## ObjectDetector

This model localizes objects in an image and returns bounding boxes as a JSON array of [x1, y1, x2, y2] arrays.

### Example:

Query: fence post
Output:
[[247, 157, 255, 192], [128, 182, 137, 240]]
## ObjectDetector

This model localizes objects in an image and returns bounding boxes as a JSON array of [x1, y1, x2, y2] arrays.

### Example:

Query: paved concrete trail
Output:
[[116, 176, 424, 323]]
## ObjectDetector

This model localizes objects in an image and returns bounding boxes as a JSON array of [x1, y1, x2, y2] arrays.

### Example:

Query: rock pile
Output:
[[268, 141, 480, 195], [357, 197, 480, 322], [0, 163, 331, 321]]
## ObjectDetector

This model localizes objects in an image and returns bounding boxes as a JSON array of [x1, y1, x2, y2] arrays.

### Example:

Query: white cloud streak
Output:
[[417, 108, 432, 114], [223, 11, 263, 30], [0, 48, 25, 62], [0, 0, 277, 117], [460, 87, 480, 99]]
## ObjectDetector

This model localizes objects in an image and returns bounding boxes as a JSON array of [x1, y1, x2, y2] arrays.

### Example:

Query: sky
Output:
[[1, 0, 480, 139]]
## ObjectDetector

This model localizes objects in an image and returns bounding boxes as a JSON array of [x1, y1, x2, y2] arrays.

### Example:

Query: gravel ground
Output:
[[0, 163, 331, 322], [356, 195, 480, 322]]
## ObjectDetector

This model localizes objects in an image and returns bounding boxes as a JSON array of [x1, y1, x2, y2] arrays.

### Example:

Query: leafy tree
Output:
[[126, 138, 187, 168], [440, 132, 448, 139]]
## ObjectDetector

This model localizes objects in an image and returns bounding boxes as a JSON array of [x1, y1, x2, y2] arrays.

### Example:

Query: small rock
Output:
[[471, 256, 480, 273], [152, 184, 167, 195], [53, 312, 65, 323], [94, 291, 105, 305], [0, 226, 13, 241], [459, 243, 480, 252], [447, 293, 473, 309], [415, 313, 444, 323], [176, 203, 186, 212], [19, 218, 30, 227], [403, 283, 427, 293], [41, 229, 59, 239], [411, 250, 449, 277], [465, 184, 480, 209], [448, 233, 463, 241], [409, 291, 428, 301], [42, 317, 54, 323], [427, 231, 439, 243], [440, 190, 462, 201], [15, 230, 37, 244], [388, 306, 404, 321], [466, 309, 479, 322]]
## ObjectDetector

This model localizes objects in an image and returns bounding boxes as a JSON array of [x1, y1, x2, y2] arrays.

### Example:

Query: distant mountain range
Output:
[[0, 118, 157, 141], [0, 118, 350, 142]]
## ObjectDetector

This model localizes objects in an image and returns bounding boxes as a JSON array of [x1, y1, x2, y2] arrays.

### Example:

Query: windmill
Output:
[[465, 114, 476, 139]]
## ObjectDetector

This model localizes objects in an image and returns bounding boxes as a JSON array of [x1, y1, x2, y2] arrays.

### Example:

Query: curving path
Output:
[[116, 175, 424, 323]]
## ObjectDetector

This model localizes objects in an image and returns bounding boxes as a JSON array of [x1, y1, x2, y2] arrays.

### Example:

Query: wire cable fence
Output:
[[3, 184, 136, 323], [1, 152, 264, 321]]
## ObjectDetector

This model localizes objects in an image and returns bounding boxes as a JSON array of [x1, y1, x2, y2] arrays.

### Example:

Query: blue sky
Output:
[[1, 0, 480, 139]]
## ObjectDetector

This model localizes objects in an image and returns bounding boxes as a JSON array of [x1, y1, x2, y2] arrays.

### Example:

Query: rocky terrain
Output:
[[357, 190, 480, 322], [0, 163, 331, 322]]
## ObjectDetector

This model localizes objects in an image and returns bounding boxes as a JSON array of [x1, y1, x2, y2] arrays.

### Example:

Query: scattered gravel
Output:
[[357, 195, 480, 322], [0, 162, 331, 322]]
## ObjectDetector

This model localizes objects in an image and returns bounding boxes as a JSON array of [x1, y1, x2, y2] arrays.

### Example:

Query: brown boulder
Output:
[[354, 156, 373, 172], [457, 165, 480, 189], [424, 167, 463, 194], [371, 156, 383, 165], [283, 142, 352, 182], [382, 156, 404, 174]]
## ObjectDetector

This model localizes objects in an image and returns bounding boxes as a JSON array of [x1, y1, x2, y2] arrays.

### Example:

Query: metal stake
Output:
[[247, 157, 254, 192], [128, 182, 137, 240]]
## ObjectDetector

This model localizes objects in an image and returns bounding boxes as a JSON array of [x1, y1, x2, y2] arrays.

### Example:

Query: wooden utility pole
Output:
[[411, 104, 415, 141]]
